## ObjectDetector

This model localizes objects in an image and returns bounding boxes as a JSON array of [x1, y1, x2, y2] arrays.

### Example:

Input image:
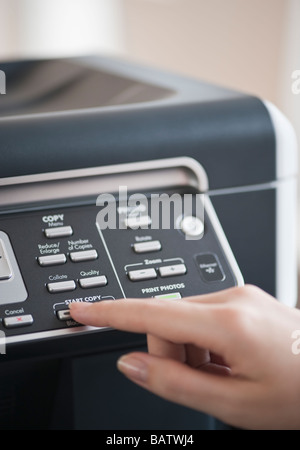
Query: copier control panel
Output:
[[0, 158, 243, 354]]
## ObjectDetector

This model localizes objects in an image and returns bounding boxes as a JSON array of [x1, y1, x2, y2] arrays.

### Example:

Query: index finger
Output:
[[69, 295, 233, 356]]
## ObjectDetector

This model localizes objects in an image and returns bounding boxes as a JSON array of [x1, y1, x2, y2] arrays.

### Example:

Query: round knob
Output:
[[180, 216, 204, 237]]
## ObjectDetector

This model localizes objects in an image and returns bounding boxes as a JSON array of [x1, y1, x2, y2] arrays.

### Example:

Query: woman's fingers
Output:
[[69, 285, 268, 371], [69, 296, 232, 357], [147, 334, 187, 362], [183, 286, 241, 304], [69, 286, 300, 429], [147, 334, 211, 368], [116, 351, 241, 426]]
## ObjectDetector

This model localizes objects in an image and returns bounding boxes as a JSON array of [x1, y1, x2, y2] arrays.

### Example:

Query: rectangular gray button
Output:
[[0, 239, 12, 281], [4, 314, 33, 328], [124, 215, 152, 229], [128, 268, 157, 282], [57, 310, 72, 321], [38, 254, 67, 267], [133, 240, 161, 254], [70, 249, 98, 263], [47, 280, 76, 293], [44, 226, 73, 239], [79, 276, 107, 289], [159, 264, 187, 278]]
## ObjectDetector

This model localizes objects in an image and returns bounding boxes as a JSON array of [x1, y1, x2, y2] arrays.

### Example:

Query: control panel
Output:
[[0, 158, 243, 355]]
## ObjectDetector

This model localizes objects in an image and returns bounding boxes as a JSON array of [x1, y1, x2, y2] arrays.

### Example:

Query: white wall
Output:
[[0, 0, 20, 60], [278, 0, 300, 263], [0, 0, 124, 60], [121, 0, 287, 105], [279, 0, 300, 155]]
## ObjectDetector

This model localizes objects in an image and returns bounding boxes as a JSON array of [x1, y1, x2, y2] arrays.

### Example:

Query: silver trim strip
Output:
[[0, 157, 208, 210], [5, 324, 110, 345], [208, 180, 278, 197]]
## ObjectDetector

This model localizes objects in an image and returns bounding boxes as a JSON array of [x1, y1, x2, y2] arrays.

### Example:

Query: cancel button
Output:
[[3, 314, 33, 328]]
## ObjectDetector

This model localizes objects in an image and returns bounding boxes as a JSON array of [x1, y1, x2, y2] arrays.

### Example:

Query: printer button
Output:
[[69, 249, 98, 263], [196, 254, 225, 282], [79, 276, 108, 289], [44, 226, 73, 239], [133, 240, 161, 254], [47, 280, 76, 293], [124, 215, 152, 229], [38, 254, 67, 267], [57, 310, 72, 321], [128, 268, 157, 282], [158, 264, 187, 278], [180, 216, 204, 237], [3, 314, 34, 329]]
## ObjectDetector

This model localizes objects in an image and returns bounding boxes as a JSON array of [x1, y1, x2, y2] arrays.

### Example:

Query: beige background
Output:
[[0, 0, 298, 123], [0, 0, 298, 157], [122, 0, 285, 103]]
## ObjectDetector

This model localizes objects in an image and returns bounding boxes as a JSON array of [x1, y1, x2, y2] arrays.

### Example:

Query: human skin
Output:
[[69, 285, 300, 430]]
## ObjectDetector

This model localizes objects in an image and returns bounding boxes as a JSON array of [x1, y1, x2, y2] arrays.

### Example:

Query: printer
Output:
[[0, 56, 297, 429]]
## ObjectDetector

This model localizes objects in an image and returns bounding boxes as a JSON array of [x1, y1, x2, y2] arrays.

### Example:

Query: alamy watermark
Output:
[[0, 70, 6, 95], [291, 70, 300, 95], [291, 330, 300, 355], [96, 186, 205, 240]]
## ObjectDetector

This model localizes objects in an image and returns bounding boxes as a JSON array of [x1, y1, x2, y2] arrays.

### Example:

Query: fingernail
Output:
[[68, 302, 93, 318], [117, 355, 149, 383]]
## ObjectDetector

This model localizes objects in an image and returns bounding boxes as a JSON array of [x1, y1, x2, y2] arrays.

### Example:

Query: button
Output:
[[133, 240, 162, 254], [196, 254, 225, 282], [128, 268, 157, 282], [155, 292, 182, 300], [124, 215, 152, 229], [158, 264, 187, 278], [0, 239, 13, 281], [57, 310, 72, 321], [70, 249, 98, 263], [180, 216, 204, 237], [47, 280, 76, 293], [44, 226, 73, 239], [79, 276, 108, 289], [3, 314, 33, 329], [38, 254, 67, 267]]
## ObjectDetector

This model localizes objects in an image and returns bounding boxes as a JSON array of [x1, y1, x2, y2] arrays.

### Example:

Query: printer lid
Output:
[[0, 56, 281, 189]]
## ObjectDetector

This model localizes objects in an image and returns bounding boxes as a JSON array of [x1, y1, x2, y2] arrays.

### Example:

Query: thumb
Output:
[[117, 352, 238, 420]]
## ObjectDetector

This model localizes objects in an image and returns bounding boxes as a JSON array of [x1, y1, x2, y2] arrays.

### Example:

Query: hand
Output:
[[69, 285, 300, 430]]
